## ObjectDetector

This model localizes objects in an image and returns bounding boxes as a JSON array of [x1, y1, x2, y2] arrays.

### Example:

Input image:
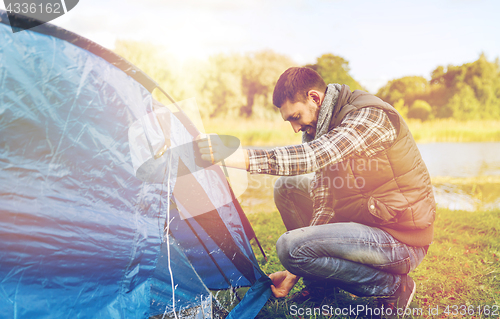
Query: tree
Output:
[[239, 51, 296, 117], [197, 50, 296, 118], [197, 53, 246, 118], [377, 54, 500, 120], [306, 54, 364, 91], [446, 84, 481, 121], [429, 53, 500, 119], [376, 76, 429, 109], [408, 100, 432, 121]]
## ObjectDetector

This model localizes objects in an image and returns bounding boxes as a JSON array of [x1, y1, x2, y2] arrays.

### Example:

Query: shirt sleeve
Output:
[[309, 169, 336, 226], [247, 107, 397, 176]]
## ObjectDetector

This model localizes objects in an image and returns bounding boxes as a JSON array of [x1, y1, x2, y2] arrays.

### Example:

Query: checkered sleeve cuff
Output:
[[310, 208, 335, 226], [247, 149, 276, 174]]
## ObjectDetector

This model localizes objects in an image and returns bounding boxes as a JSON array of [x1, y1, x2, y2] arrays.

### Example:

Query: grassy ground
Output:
[[407, 119, 500, 143], [237, 174, 500, 318], [247, 209, 500, 318], [202, 118, 500, 146], [431, 176, 500, 212]]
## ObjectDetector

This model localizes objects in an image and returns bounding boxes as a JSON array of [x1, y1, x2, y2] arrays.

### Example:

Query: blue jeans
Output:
[[274, 175, 428, 297]]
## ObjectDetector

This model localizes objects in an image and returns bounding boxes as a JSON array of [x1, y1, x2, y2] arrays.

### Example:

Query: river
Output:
[[418, 142, 500, 177], [418, 142, 500, 211]]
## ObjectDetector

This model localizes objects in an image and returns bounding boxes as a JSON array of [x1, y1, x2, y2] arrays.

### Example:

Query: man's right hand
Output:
[[195, 134, 227, 165], [194, 134, 249, 170]]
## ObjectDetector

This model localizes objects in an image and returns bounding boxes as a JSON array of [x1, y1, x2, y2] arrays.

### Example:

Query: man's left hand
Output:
[[269, 270, 301, 298]]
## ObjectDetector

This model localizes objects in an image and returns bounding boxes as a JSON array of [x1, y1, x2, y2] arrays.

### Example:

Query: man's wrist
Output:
[[244, 149, 249, 170], [286, 270, 300, 282], [219, 146, 249, 171]]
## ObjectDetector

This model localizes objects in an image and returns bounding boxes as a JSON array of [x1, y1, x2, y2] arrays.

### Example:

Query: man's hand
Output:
[[195, 134, 228, 164], [269, 270, 301, 298], [194, 134, 249, 170]]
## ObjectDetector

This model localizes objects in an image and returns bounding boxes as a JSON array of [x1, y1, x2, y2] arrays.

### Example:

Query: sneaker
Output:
[[380, 275, 416, 318], [288, 282, 339, 304], [288, 287, 314, 304]]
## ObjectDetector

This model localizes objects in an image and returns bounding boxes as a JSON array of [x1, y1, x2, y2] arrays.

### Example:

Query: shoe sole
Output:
[[401, 281, 416, 317]]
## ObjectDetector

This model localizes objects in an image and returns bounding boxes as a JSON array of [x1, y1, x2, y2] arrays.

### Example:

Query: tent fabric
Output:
[[226, 276, 273, 319], [0, 10, 270, 318], [1, 8, 158, 92]]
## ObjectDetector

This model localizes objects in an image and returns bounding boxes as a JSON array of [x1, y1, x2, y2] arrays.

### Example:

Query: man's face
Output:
[[280, 95, 321, 136]]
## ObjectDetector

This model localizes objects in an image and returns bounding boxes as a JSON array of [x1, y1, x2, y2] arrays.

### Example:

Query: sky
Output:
[[2, 0, 500, 93]]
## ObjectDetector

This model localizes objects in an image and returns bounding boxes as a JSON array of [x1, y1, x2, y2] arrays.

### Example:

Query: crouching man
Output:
[[197, 67, 435, 316]]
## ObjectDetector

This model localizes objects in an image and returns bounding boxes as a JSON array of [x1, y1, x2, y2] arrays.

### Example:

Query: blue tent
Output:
[[0, 10, 271, 318]]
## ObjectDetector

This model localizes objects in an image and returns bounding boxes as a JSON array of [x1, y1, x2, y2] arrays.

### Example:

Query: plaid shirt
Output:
[[247, 107, 397, 226]]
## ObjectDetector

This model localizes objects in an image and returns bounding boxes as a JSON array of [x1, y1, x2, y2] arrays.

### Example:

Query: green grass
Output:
[[432, 176, 500, 212], [202, 118, 500, 146], [406, 119, 500, 143], [246, 209, 500, 319]]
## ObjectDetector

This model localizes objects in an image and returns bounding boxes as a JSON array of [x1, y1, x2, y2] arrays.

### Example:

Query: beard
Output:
[[301, 125, 316, 137]]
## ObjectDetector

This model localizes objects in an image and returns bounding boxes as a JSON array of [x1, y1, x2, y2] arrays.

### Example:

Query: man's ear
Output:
[[308, 90, 321, 106]]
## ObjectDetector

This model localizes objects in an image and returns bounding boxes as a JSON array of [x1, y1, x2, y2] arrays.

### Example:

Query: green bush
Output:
[[408, 99, 433, 121]]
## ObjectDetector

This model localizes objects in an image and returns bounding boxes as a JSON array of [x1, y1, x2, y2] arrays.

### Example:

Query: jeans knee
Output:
[[276, 232, 290, 263], [276, 231, 299, 271]]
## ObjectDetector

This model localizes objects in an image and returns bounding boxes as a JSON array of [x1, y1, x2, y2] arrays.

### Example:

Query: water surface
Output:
[[418, 142, 500, 177]]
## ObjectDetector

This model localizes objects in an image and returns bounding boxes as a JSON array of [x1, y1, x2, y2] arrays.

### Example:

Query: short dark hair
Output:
[[272, 67, 327, 108]]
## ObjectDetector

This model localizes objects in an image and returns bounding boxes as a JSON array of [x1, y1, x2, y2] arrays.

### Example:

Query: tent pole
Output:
[[253, 237, 268, 262], [156, 87, 183, 113]]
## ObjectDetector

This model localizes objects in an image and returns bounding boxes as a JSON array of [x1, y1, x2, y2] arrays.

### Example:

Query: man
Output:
[[197, 67, 435, 316]]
